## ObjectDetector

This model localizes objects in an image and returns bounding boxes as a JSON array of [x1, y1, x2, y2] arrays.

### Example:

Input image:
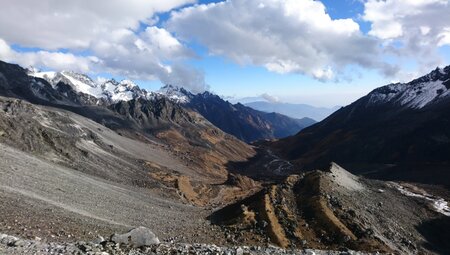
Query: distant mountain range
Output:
[[156, 85, 316, 142], [0, 61, 313, 143], [244, 101, 340, 121], [270, 66, 450, 186]]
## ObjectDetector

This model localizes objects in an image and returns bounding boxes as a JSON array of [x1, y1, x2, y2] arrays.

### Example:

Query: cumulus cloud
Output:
[[0, 0, 208, 92], [0, 0, 195, 50], [260, 93, 280, 103], [159, 64, 209, 93], [0, 39, 99, 73], [363, 0, 450, 73], [167, 0, 396, 80]]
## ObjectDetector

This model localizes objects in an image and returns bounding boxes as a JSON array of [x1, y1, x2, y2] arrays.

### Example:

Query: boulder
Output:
[[111, 227, 160, 248]]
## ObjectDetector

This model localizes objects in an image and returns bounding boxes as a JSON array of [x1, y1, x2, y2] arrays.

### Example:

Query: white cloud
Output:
[[0, 0, 209, 92], [167, 0, 395, 80], [0, 0, 195, 50], [363, 0, 450, 72], [0, 39, 99, 73], [260, 93, 280, 103], [160, 64, 209, 93]]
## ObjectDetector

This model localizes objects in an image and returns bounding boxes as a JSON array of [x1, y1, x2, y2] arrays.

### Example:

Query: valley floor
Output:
[[0, 96, 449, 255]]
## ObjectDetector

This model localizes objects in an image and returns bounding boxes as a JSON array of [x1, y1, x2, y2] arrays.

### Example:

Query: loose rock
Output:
[[111, 227, 160, 248]]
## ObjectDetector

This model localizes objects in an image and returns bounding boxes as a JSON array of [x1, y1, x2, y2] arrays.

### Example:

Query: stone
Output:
[[236, 247, 244, 255], [93, 235, 105, 244], [111, 226, 160, 248], [305, 249, 316, 255], [12, 239, 27, 247], [1, 235, 19, 245]]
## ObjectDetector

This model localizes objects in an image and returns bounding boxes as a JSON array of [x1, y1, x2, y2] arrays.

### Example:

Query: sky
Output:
[[0, 0, 450, 107]]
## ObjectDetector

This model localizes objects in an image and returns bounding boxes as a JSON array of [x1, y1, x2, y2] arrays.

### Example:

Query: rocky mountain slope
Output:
[[0, 61, 256, 183], [211, 163, 450, 254], [26, 66, 312, 142], [186, 91, 316, 142], [0, 96, 221, 244], [270, 66, 450, 186], [158, 85, 316, 142]]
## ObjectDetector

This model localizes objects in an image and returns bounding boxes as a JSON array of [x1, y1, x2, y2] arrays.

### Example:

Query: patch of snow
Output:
[[156, 84, 191, 103], [367, 68, 450, 109], [111, 90, 134, 102], [60, 71, 104, 98], [29, 71, 57, 86], [27, 69, 190, 104], [395, 184, 450, 217], [119, 80, 138, 89]]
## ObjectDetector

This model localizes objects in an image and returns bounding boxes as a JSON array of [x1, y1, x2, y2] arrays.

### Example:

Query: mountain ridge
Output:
[[269, 65, 450, 186], [25, 65, 315, 142]]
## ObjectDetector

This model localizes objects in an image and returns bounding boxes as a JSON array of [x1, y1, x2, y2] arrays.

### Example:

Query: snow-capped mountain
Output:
[[271, 64, 450, 186], [28, 68, 155, 103], [156, 84, 192, 103], [367, 66, 450, 109], [20, 65, 312, 142], [100, 78, 154, 102]]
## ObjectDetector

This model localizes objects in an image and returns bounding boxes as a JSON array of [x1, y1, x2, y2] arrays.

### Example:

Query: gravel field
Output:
[[0, 232, 376, 255], [0, 143, 225, 244]]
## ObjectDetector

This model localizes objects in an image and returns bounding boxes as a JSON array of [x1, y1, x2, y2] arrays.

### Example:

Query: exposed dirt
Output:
[[210, 163, 450, 254]]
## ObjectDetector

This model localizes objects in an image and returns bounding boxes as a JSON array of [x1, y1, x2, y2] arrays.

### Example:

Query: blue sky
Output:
[[160, 0, 377, 106], [1, 0, 449, 107]]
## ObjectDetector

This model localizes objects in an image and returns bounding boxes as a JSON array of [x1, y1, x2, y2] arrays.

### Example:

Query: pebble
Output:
[[0, 232, 374, 255]]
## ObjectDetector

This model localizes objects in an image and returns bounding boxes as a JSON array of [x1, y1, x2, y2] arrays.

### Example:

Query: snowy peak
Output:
[[100, 79, 151, 102], [156, 84, 192, 103], [29, 69, 102, 97], [27, 68, 210, 104], [367, 65, 450, 109], [58, 71, 103, 97], [28, 69, 155, 103], [119, 79, 138, 89]]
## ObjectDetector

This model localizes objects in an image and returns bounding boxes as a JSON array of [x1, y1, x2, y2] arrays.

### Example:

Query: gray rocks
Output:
[[111, 226, 160, 248], [0, 232, 373, 255], [93, 235, 105, 244], [0, 234, 18, 245]]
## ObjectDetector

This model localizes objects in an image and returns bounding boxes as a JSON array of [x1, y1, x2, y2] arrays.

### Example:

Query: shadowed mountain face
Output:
[[270, 66, 450, 186], [185, 92, 316, 143], [0, 60, 256, 181]]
